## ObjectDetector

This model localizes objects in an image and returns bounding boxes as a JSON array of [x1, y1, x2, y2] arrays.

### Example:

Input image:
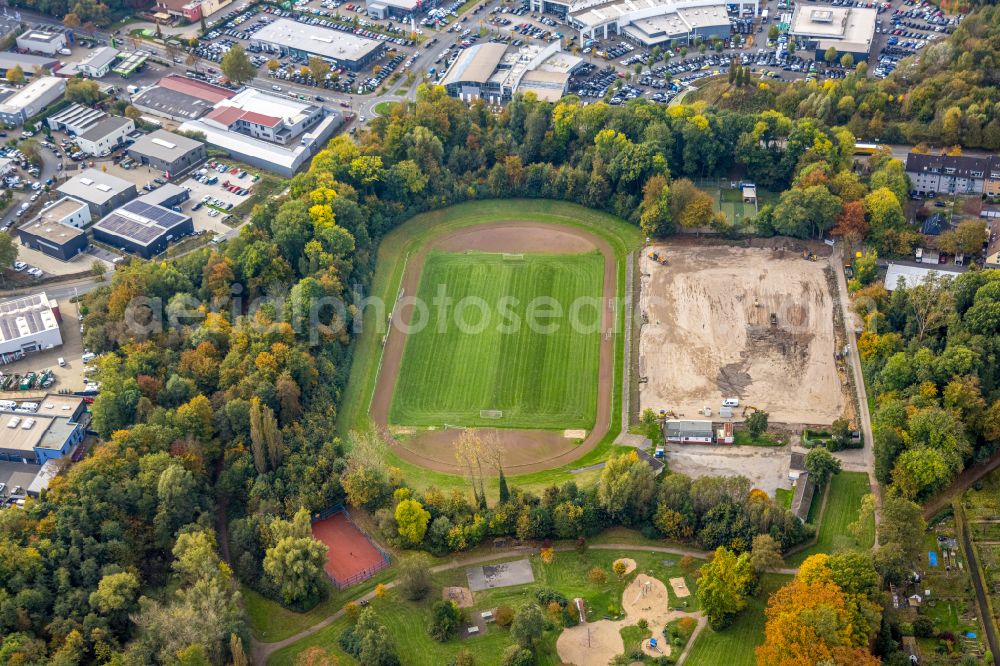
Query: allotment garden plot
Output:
[[639, 243, 846, 425], [389, 251, 603, 430]]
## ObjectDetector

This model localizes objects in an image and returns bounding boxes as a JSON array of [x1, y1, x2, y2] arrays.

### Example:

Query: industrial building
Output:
[[0, 293, 63, 359], [664, 419, 715, 444], [47, 103, 108, 135], [0, 53, 59, 79], [130, 75, 236, 122], [0, 395, 88, 465], [251, 18, 385, 71], [127, 129, 207, 176], [61, 46, 120, 78], [179, 88, 344, 176], [883, 262, 964, 292], [92, 198, 193, 258], [75, 116, 135, 157], [17, 204, 90, 261], [0, 77, 66, 126], [905, 152, 1000, 197], [57, 169, 138, 218], [442, 42, 584, 104], [530, 0, 747, 46], [16, 28, 67, 56], [789, 6, 877, 62]]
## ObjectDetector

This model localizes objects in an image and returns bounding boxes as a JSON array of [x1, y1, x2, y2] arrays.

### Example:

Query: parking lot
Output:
[[181, 164, 256, 235]]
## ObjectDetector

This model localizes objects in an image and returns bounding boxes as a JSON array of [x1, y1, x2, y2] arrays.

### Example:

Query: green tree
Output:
[[6, 65, 24, 84], [597, 451, 656, 521], [89, 571, 140, 615], [697, 547, 755, 629], [395, 498, 431, 546], [263, 508, 329, 607], [397, 555, 431, 601], [221, 44, 257, 84], [0, 232, 18, 270], [805, 447, 841, 487], [840, 53, 854, 68], [749, 534, 784, 574], [429, 600, 464, 641], [500, 645, 534, 666], [249, 397, 282, 473], [824, 46, 838, 63], [66, 78, 102, 105], [308, 56, 331, 83], [767, 24, 779, 40], [510, 604, 544, 648], [746, 410, 769, 438]]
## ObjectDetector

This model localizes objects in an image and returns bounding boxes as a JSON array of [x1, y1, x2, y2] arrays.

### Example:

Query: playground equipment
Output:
[[647, 638, 664, 654]]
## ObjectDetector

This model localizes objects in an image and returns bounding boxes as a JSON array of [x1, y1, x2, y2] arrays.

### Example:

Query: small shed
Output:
[[742, 184, 757, 203]]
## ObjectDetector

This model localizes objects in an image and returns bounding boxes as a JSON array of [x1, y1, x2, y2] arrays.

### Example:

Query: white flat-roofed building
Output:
[[883, 262, 964, 292], [0, 293, 62, 359], [251, 18, 385, 71], [16, 29, 67, 56], [442, 41, 583, 104], [63, 46, 120, 78], [366, 0, 419, 19], [789, 6, 877, 61], [664, 419, 715, 444], [75, 116, 135, 157], [29, 197, 91, 229], [533, 0, 747, 45], [0, 77, 66, 125], [47, 103, 108, 135]]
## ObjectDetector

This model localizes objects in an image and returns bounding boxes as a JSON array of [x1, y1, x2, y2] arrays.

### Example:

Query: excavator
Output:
[[802, 250, 817, 261], [741, 405, 760, 418], [648, 251, 668, 266]]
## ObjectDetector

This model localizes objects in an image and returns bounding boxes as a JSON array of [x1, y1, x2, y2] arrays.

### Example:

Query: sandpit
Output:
[[638, 243, 846, 425], [557, 573, 700, 666], [669, 577, 691, 598], [615, 558, 637, 575], [443, 586, 474, 608]]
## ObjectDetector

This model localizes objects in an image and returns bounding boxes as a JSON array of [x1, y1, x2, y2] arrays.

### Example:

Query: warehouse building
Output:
[[127, 129, 207, 176], [251, 18, 385, 71], [17, 201, 90, 261], [93, 199, 193, 258], [0, 395, 88, 465], [0, 53, 59, 79], [179, 88, 343, 176], [75, 116, 135, 157], [57, 169, 138, 218], [16, 29, 67, 56], [130, 75, 236, 122], [789, 6, 877, 62], [0, 77, 67, 126], [0, 293, 63, 360], [442, 42, 584, 104], [47, 104, 108, 135], [530, 0, 747, 45]]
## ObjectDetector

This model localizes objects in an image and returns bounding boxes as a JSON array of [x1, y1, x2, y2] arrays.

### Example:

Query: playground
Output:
[[310, 511, 389, 588], [556, 573, 701, 665]]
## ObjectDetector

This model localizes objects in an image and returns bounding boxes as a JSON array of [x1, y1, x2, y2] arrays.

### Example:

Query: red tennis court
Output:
[[311, 511, 388, 587]]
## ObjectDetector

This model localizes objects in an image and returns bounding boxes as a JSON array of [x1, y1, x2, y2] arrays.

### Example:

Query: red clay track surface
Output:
[[370, 221, 617, 475], [311, 513, 384, 584]]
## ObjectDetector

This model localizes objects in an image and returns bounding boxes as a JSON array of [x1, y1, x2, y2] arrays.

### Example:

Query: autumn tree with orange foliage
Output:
[[832, 200, 869, 244], [756, 554, 881, 666]]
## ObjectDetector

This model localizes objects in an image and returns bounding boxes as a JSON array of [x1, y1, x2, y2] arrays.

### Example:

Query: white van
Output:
[[722, 398, 740, 407]]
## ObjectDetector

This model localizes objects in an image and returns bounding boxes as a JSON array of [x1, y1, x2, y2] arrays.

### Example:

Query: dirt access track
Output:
[[370, 221, 617, 475], [639, 241, 845, 425]]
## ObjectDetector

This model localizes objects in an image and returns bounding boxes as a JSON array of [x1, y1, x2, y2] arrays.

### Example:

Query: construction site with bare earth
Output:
[[638, 240, 853, 427]]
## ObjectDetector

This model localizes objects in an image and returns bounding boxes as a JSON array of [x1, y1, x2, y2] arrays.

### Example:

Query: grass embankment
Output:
[[390, 250, 603, 430], [336, 199, 644, 494], [787, 471, 875, 566]]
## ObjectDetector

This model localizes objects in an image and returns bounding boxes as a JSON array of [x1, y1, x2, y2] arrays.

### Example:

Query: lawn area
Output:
[[787, 471, 874, 566], [267, 549, 704, 666], [389, 251, 603, 429], [774, 487, 792, 510], [335, 199, 643, 495], [684, 574, 790, 666], [373, 100, 399, 116]]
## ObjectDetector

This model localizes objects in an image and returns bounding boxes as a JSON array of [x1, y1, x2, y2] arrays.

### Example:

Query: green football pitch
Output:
[[389, 250, 604, 429]]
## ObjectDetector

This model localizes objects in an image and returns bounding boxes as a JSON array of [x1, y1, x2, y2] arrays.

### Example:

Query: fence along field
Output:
[[389, 250, 604, 430]]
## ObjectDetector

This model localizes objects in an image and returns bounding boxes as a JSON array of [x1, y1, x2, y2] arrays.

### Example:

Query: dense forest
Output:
[[3, 1, 1000, 658]]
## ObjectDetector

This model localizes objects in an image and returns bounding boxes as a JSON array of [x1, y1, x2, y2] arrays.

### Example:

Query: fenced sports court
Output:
[[311, 507, 390, 589]]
